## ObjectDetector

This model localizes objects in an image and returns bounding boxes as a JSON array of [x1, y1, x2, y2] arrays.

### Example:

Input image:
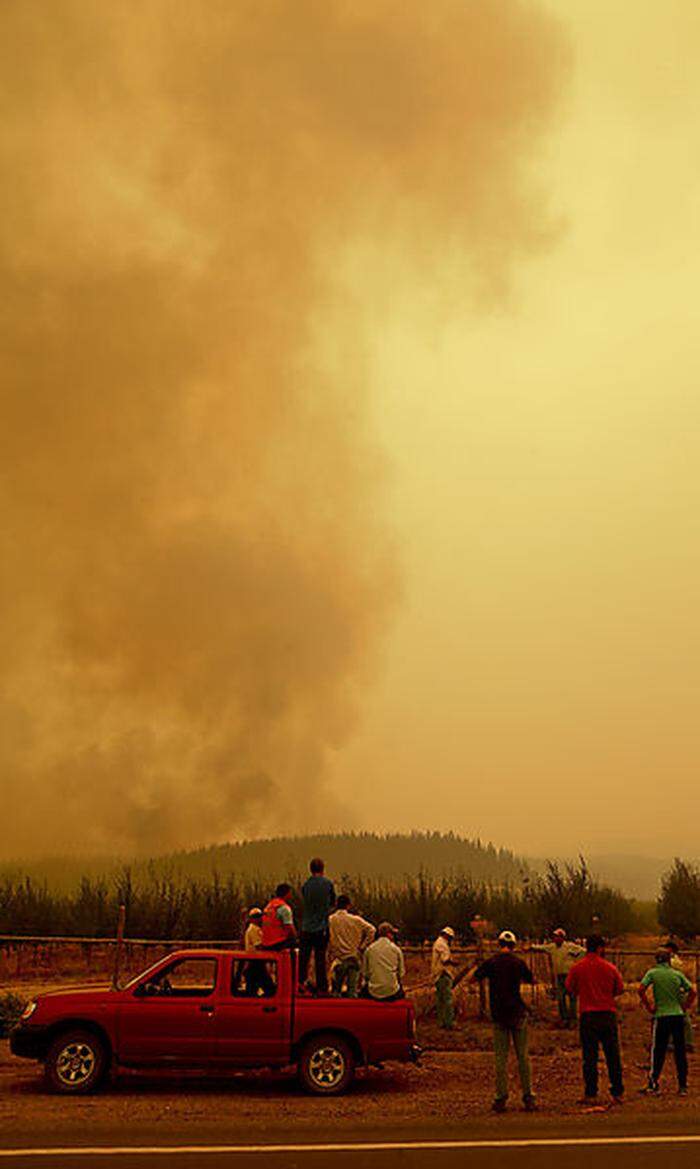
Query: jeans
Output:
[[435, 973, 455, 1028], [580, 1011, 624, 1098], [556, 974, 577, 1023], [651, 1015, 687, 1089], [332, 956, 360, 997], [493, 1021, 532, 1102], [299, 929, 329, 993]]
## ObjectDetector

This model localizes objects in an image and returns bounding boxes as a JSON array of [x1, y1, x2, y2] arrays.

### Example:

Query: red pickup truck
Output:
[[10, 948, 419, 1096]]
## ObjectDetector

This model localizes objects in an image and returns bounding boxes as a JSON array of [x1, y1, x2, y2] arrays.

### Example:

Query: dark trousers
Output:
[[299, 929, 329, 992], [651, 1015, 687, 1088], [580, 1011, 624, 1098]]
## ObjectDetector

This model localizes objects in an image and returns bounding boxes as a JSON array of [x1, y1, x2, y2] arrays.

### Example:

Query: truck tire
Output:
[[45, 1029, 108, 1095], [298, 1033, 355, 1095]]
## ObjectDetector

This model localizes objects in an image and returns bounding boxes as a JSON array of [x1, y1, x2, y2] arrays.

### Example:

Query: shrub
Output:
[[0, 993, 26, 1038], [658, 859, 700, 941]]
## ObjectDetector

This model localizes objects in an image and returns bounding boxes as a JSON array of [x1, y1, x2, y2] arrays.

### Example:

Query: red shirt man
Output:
[[565, 936, 624, 1103]]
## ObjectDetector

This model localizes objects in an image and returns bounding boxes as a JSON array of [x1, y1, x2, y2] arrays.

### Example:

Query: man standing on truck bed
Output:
[[362, 922, 405, 1001], [300, 858, 335, 994], [467, 930, 537, 1113], [329, 894, 376, 997], [262, 884, 297, 950]]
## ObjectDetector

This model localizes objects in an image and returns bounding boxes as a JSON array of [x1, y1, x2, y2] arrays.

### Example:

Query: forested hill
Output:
[[1, 832, 529, 892], [163, 832, 529, 885]]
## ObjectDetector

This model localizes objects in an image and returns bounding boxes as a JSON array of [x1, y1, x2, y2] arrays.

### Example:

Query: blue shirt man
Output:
[[299, 858, 335, 993]]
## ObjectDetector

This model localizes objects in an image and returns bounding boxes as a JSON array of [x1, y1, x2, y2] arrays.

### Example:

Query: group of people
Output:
[[243, 860, 697, 1111], [243, 858, 405, 1001], [429, 924, 696, 1112]]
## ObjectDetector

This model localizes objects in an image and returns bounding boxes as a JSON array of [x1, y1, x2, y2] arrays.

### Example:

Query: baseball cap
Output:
[[553, 928, 566, 938], [498, 930, 517, 944], [248, 907, 263, 918], [441, 926, 456, 938]]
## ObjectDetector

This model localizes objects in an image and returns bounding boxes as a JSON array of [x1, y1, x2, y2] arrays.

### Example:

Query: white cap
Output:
[[498, 930, 517, 944], [441, 926, 456, 938], [248, 907, 263, 918], [553, 927, 566, 938]]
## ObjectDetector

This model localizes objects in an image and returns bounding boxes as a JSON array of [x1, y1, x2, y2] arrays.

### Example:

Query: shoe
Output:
[[678, 1087, 689, 1097], [609, 1095, 624, 1106], [523, 1095, 538, 1112], [491, 1098, 507, 1113], [640, 1082, 659, 1096]]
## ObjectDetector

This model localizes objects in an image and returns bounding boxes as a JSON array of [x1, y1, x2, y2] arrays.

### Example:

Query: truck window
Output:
[[139, 957, 218, 998], [231, 957, 277, 998]]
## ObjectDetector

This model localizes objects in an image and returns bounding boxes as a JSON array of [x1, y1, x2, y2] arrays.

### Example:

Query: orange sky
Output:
[[331, 0, 700, 855], [2, 1, 699, 859]]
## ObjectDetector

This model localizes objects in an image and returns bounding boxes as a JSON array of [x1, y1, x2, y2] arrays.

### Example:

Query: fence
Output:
[[1, 936, 699, 1017]]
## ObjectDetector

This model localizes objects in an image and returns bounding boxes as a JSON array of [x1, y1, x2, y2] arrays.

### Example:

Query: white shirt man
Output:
[[362, 924, 405, 1001]]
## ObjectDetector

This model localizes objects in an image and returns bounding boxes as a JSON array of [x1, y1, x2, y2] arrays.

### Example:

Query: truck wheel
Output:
[[299, 1033, 355, 1095], [45, 1029, 108, 1095]]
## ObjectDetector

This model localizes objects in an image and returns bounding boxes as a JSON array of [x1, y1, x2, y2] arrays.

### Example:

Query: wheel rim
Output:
[[308, 1045, 346, 1089], [56, 1041, 97, 1086]]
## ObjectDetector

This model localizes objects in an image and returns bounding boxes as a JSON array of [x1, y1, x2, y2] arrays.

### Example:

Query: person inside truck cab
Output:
[[261, 883, 297, 950]]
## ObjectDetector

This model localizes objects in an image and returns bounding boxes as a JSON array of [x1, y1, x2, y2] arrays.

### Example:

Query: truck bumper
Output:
[[9, 1025, 50, 1061]]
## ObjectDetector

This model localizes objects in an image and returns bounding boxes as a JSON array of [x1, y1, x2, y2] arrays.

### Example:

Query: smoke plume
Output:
[[0, 0, 566, 856]]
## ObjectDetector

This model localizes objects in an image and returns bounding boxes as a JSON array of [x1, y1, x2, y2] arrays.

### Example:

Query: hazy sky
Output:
[[3, 1, 699, 860], [333, 0, 700, 856]]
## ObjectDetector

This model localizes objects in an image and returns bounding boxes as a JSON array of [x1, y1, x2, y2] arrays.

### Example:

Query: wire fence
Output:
[[1, 936, 699, 1017]]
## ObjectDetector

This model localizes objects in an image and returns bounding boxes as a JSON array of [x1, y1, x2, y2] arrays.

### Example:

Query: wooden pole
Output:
[[112, 905, 126, 989]]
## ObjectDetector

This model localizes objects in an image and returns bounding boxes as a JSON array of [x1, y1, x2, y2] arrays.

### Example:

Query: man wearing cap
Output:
[[244, 908, 263, 951], [639, 948, 696, 1096], [361, 922, 406, 1002], [432, 927, 457, 1029], [531, 929, 585, 1026], [467, 930, 537, 1113]]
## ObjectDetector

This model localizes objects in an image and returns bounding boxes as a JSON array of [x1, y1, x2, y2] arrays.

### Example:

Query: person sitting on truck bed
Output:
[[261, 884, 297, 950], [362, 922, 405, 1002], [329, 895, 376, 997]]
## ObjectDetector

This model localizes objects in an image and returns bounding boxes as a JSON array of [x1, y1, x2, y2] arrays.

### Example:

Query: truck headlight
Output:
[[20, 1001, 37, 1021]]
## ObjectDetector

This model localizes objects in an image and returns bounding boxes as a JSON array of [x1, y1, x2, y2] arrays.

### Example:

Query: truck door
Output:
[[215, 954, 288, 1063], [117, 956, 219, 1064]]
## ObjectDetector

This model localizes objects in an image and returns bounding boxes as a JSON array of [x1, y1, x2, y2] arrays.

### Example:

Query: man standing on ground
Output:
[[300, 858, 335, 994], [467, 930, 537, 1113], [664, 940, 695, 1053], [432, 927, 457, 1030], [639, 948, 696, 1096], [531, 929, 585, 1027], [329, 894, 375, 997], [261, 883, 297, 950], [362, 922, 405, 1001], [565, 935, 624, 1105]]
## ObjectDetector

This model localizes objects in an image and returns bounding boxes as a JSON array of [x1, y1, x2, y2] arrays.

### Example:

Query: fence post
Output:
[[111, 905, 126, 990]]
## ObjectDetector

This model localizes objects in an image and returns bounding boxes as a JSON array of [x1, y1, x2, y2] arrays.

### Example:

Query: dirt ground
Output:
[[2, 962, 700, 1141]]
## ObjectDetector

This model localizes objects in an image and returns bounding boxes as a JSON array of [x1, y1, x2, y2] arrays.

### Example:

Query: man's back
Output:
[[641, 963, 691, 1017], [474, 950, 533, 1027], [566, 953, 623, 1013], [329, 909, 375, 960], [301, 874, 335, 933], [363, 937, 405, 1000]]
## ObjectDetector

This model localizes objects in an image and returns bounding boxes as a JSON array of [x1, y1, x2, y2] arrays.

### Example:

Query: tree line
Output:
[[0, 859, 643, 942]]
